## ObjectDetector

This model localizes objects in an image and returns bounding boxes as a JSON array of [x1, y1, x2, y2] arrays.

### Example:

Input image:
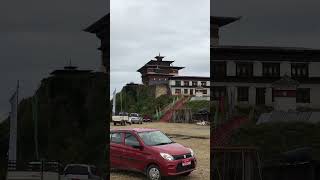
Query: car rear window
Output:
[[110, 132, 123, 144], [65, 166, 89, 175], [130, 113, 138, 117]]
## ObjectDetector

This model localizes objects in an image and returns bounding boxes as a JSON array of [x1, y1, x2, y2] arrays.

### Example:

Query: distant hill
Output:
[[113, 84, 175, 118]]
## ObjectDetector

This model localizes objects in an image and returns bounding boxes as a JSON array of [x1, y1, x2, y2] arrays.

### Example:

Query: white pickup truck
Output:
[[112, 112, 131, 126]]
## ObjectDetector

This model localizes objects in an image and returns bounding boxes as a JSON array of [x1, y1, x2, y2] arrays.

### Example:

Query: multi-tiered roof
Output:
[[137, 54, 184, 85]]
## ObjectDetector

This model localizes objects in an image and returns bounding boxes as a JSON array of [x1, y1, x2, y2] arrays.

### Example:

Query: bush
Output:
[[186, 100, 210, 113], [114, 86, 175, 117], [230, 122, 320, 161]]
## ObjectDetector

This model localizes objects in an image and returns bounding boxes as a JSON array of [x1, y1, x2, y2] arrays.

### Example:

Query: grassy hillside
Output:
[[114, 85, 175, 117]]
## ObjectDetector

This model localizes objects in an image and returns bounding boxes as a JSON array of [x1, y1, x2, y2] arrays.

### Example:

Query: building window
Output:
[[175, 81, 181, 86], [192, 81, 198, 86], [291, 63, 308, 78], [201, 81, 207, 87], [203, 90, 207, 94], [190, 89, 194, 95], [236, 63, 253, 77], [212, 62, 226, 78], [184, 89, 188, 94], [184, 81, 190, 86], [175, 89, 181, 94], [212, 86, 226, 100], [296, 88, 310, 103], [237, 87, 249, 101], [263, 63, 280, 77]]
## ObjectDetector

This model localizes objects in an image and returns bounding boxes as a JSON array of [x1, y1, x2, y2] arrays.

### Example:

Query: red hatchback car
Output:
[[110, 128, 196, 180]]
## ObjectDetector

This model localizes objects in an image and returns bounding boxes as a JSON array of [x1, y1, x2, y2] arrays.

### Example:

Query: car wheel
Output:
[[147, 165, 161, 180], [181, 172, 191, 176]]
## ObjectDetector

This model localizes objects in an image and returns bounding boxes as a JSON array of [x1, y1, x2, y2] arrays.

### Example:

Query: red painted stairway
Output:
[[160, 97, 189, 123], [211, 116, 249, 147]]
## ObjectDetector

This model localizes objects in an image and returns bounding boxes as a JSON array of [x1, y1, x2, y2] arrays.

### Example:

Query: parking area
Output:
[[110, 122, 210, 180]]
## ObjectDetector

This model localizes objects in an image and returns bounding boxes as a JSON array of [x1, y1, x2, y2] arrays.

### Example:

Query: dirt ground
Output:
[[110, 122, 210, 180]]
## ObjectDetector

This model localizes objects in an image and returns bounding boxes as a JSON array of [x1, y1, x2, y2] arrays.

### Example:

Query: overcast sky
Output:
[[0, 0, 107, 115], [111, 0, 210, 97], [212, 0, 320, 48]]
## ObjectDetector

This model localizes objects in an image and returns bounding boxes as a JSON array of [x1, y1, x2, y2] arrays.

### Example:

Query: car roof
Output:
[[111, 128, 159, 133]]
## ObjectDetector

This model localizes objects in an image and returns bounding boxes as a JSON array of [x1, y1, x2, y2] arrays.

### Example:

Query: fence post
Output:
[[40, 159, 44, 180]]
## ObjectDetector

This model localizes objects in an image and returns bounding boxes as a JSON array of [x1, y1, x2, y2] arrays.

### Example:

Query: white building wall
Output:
[[309, 62, 320, 77], [169, 80, 175, 86], [249, 86, 256, 105], [280, 62, 291, 76], [169, 79, 210, 98], [253, 62, 262, 77], [227, 61, 236, 76]]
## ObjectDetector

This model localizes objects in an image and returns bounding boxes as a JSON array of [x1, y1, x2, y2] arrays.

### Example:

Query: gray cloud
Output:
[[111, 0, 210, 97], [212, 0, 320, 48], [0, 0, 107, 115]]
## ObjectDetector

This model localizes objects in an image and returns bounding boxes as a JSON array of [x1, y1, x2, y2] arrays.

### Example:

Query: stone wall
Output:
[[155, 84, 170, 98]]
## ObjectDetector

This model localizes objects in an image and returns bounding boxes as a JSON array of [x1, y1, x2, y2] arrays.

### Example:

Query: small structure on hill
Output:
[[137, 54, 184, 86]]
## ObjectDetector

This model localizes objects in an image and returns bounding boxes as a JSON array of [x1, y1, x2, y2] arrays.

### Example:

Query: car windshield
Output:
[[130, 113, 138, 117], [138, 131, 174, 146]]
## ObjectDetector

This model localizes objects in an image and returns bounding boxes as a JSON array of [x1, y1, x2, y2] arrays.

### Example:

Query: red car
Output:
[[110, 128, 196, 180]]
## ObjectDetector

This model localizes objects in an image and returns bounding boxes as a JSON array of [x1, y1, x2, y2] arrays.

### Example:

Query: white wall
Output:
[[169, 80, 210, 87], [227, 61, 236, 76], [280, 62, 291, 76], [309, 62, 320, 77], [253, 62, 262, 76], [169, 80, 175, 86], [248, 86, 256, 105]]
